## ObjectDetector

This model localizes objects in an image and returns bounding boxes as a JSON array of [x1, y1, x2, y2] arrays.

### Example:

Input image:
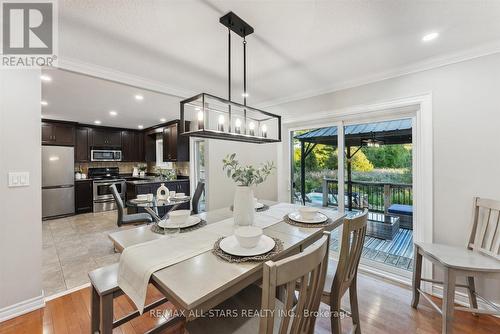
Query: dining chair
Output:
[[191, 182, 205, 215], [322, 209, 368, 334], [412, 197, 500, 334], [110, 184, 153, 227], [185, 231, 331, 334]]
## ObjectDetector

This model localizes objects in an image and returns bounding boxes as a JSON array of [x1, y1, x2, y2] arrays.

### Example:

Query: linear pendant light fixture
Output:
[[180, 12, 281, 144]]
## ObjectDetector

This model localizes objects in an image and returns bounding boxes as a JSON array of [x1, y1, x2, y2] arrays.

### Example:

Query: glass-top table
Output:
[[127, 196, 191, 222]]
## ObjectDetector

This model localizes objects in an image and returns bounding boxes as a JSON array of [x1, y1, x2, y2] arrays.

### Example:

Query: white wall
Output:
[[205, 139, 278, 210], [271, 53, 500, 303], [0, 70, 44, 319]]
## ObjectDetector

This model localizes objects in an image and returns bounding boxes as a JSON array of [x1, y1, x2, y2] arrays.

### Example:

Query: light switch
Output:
[[8, 172, 30, 187]]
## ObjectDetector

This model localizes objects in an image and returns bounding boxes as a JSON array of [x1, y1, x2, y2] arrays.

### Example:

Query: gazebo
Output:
[[294, 119, 412, 211]]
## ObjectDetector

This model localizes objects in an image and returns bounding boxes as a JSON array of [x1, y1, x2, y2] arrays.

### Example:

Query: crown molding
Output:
[[55, 57, 195, 99], [257, 40, 500, 109]]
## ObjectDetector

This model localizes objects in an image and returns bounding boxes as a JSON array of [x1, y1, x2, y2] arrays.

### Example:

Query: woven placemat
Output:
[[283, 214, 335, 228], [229, 204, 270, 212], [212, 237, 284, 263], [151, 219, 207, 235]]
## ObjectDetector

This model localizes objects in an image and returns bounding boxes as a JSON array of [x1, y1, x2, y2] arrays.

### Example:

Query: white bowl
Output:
[[234, 226, 263, 248], [136, 194, 148, 201], [298, 207, 319, 220], [169, 210, 191, 224], [175, 192, 186, 198]]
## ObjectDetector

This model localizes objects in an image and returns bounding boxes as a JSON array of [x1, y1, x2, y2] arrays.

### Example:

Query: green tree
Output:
[[362, 144, 412, 168], [349, 148, 374, 172]]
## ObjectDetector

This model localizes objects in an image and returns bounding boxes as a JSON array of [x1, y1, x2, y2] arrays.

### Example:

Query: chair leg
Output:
[[329, 293, 342, 334], [349, 277, 361, 334], [411, 245, 423, 308], [90, 286, 100, 334], [466, 276, 479, 316], [99, 294, 114, 334], [442, 268, 456, 334]]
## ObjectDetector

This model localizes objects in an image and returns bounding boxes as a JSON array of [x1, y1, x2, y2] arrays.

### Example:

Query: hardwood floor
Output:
[[1, 272, 498, 334]]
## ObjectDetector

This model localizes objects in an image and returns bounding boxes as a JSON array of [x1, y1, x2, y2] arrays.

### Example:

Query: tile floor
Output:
[[42, 211, 134, 297]]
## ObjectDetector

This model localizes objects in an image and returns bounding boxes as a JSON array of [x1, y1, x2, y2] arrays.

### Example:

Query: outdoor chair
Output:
[[412, 197, 500, 334]]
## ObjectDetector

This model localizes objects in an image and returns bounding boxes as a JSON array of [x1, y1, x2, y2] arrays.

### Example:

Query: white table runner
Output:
[[118, 204, 292, 313]]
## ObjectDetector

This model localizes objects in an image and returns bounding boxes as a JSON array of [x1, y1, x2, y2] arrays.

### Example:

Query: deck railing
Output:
[[322, 178, 412, 212]]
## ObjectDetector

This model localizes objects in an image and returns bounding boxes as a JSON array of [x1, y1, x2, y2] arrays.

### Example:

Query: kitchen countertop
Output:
[[125, 177, 189, 185], [75, 178, 92, 182]]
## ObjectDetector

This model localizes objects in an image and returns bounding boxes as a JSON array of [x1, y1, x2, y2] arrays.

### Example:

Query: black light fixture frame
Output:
[[179, 12, 281, 144]]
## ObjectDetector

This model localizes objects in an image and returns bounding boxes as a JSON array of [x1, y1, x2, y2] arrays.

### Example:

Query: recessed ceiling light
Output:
[[109, 110, 118, 116], [422, 32, 439, 42], [40, 74, 52, 82], [94, 120, 101, 125], [41, 100, 48, 106], [138, 125, 144, 129], [160, 118, 166, 122], [134, 94, 144, 101]]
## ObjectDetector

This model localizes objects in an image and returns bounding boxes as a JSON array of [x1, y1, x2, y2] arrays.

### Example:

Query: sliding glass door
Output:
[[290, 117, 414, 277]]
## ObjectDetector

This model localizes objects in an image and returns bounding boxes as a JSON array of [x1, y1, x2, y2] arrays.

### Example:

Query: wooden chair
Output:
[[191, 182, 205, 214], [322, 209, 368, 334], [110, 184, 153, 227], [186, 231, 331, 334], [412, 197, 500, 334]]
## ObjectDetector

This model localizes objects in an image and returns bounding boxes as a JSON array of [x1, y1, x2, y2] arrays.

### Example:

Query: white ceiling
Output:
[[41, 69, 181, 128], [47, 0, 500, 127]]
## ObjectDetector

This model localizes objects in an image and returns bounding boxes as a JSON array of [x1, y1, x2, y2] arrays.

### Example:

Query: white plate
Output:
[[158, 216, 201, 229], [255, 202, 265, 209], [174, 195, 190, 200], [133, 198, 151, 203], [288, 211, 328, 224], [219, 235, 275, 257]]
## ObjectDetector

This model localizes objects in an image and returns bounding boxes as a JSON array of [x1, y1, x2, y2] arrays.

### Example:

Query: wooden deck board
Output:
[[331, 226, 414, 270]]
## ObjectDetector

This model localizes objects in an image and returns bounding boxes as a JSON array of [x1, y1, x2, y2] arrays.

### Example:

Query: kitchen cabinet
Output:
[[121, 130, 144, 162], [42, 121, 75, 146], [75, 127, 90, 162], [75, 180, 93, 214], [162, 121, 190, 162], [92, 128, 121, 147]]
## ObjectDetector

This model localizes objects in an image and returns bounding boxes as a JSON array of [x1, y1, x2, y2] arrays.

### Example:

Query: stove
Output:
[[88, 167, 126, 212]]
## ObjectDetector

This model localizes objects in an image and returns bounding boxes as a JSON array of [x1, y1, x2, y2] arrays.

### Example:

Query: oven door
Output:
[[93, 181, 124, 200]]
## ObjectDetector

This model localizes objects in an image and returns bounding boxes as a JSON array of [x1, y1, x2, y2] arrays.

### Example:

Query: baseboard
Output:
[[431, 285, 500, 317], [0, 293, 45, 323], [44, 283, 91, 301]]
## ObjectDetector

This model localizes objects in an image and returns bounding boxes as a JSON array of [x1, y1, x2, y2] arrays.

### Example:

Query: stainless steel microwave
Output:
[[91, 149, 122, 162]]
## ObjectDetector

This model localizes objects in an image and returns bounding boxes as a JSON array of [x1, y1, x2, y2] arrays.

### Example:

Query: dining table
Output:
[[107, 201, 345, 332], [126, 195, 191, 223]]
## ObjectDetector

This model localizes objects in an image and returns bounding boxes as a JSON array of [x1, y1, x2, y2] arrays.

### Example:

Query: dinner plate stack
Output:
[[287, 211, 328, 224]]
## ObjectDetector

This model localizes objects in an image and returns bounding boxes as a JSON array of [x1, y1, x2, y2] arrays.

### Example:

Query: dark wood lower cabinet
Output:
[[75, 180, 93, 214], [126, 180, 190, 215]]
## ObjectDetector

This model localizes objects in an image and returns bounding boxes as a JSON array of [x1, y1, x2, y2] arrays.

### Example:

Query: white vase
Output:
[[156, 183, 170, 200], [233, 186, 255, 226]]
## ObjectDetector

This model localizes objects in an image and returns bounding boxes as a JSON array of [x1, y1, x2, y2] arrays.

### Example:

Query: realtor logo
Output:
[[1, 0, 58, 67]]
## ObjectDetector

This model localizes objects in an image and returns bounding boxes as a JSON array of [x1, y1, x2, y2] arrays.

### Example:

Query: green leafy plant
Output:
[[137, 163, 147, 172], [155, 166, 176, 180], [222, 153, 275, 186]]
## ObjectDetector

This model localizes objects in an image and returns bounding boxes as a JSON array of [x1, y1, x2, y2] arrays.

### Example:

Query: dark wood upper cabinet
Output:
[[162, 121, 189, 162], [121, 130, 144, 162], [41, 121, 75, 146], [75, 127, 90, 162], [92, 128, 121, 147]]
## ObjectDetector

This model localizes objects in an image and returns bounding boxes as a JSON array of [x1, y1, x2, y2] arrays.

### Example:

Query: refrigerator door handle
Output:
[[42, 185, 74, 190]]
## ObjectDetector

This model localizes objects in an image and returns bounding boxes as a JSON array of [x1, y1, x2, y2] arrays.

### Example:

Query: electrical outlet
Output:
[[8, 172, 30, 187]]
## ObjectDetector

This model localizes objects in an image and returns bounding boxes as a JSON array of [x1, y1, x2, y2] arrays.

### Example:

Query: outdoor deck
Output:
[[330, 227, 414, 271]]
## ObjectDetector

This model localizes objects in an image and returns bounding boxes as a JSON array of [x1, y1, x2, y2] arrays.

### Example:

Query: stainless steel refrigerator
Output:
[[42, 146, 75, 219]]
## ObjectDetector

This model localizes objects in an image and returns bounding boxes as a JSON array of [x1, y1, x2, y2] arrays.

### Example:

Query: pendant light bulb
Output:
[[218, 115, 225, 125], [197, 110, 204, 121]]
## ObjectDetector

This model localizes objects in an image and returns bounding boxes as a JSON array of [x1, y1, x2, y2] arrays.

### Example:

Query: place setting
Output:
[[284, 206, 336, 228], [213, 225, 283, 263], [151, 209, 207, 235]]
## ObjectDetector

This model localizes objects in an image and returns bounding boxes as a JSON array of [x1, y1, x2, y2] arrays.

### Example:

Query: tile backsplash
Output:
[[75, 161, 190, 177]]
